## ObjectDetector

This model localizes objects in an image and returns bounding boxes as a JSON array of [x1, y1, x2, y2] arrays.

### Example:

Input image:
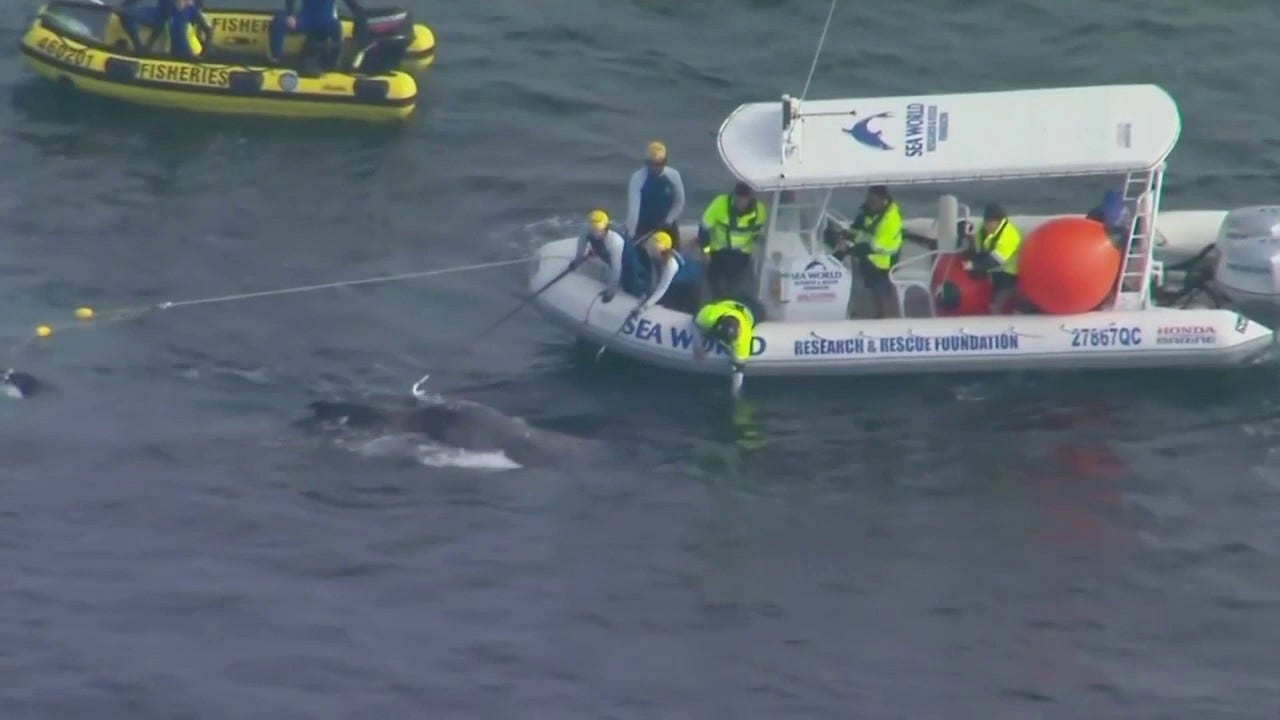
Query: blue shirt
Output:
[[285, 0, 338, 21]]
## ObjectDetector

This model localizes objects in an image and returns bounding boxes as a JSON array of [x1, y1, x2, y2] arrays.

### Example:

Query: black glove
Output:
[[599, 289, 614, 303]]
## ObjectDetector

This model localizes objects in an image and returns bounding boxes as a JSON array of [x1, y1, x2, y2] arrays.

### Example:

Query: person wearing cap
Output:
[[692, 298, 756, 397], [963, 203, 1023, 313], [835, 185, 903, 318], [624, 231, 703, 320], [626, 142, 686, 244], [699, 182, 768, 298], [570, 209, 645, 301]]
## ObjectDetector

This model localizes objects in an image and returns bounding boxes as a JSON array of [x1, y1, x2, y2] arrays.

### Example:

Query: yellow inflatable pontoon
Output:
[[18, 0, 437, 122]]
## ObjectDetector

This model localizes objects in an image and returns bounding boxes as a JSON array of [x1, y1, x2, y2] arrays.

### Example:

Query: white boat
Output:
[[528, 83, 1276, 379]]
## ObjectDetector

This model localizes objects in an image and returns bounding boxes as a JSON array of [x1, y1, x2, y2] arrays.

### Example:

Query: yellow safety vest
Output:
[[695, 300, 755, 362], [979, 218, 1022, 275], [850, 201, 903, 270], [702, 194, 767, 255]]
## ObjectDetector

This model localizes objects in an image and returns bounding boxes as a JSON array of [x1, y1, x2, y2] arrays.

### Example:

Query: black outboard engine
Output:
[[348, 7, 413, 74]]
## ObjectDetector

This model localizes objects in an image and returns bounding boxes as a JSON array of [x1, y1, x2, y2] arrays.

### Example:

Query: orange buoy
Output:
[[931, 252, 993, 316], [1018, 217, 1121, 314]]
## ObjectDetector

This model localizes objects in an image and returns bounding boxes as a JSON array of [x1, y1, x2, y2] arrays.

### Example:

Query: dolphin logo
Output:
[[803, 259, 826, 272], [844, 111, 893, 151]]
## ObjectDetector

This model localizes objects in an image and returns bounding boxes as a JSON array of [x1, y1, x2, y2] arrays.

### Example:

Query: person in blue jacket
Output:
[[119, 0, 212, 59], [268, 0, 344, 63]]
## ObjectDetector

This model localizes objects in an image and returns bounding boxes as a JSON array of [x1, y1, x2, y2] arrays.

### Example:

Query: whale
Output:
[[2, 369, 44, 399], [298, 396, 606, 468]]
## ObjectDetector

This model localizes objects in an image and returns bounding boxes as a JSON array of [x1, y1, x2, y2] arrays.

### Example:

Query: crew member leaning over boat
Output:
[[569, 210, 647, 302], [835, 185, 903, 319], [628, 230, 703, 318], [120, 0, 212, 59], [693, 299, 756, 397], [963, 203, 1024, 314], [269, 0, 344, 63]]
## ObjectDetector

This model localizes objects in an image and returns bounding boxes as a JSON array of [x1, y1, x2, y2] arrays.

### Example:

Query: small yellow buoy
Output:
[[35, 325, 53, 338], [75, 306, 94, 320]]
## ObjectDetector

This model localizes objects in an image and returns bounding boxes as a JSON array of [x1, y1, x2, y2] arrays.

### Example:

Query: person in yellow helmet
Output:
[[570, 209, 646, 301], [963, 203, 1024, 313], [626, 141, 686, 245], [693, 299, 756, 396], [835, 185, 903, 318], [698, 181, 768, 298], [622, 231, 703, 323]]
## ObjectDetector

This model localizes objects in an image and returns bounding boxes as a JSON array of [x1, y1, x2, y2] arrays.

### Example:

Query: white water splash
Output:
[[343, 433, 521, 472]]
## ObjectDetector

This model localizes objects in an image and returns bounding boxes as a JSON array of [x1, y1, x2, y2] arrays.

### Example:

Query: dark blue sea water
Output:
[[3, 0, 1280, 717]]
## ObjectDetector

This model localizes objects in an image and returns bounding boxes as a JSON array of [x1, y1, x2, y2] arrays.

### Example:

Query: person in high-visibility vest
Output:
[[835, 185, 903, 318], [698, 182, 767, 298], [693, 298, 755, 397], [963, 203, 1024, 313]]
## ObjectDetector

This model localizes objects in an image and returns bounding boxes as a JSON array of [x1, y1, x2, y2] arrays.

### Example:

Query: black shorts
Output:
[[992, 272, 1018, 292], [858, 256, 891, 290], [708, 249, 752, 289]]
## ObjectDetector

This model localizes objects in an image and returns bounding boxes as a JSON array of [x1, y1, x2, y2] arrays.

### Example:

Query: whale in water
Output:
[[298, 395, 606, 468], [2, 369, 44, 399]]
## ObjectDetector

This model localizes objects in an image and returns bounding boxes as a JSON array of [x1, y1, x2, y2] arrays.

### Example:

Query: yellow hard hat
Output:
[[651, 231, 673, 252], [588, 209, 609, 229], [646, 141, 667, 162]]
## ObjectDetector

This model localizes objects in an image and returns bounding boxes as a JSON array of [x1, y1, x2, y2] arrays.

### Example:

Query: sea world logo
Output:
[[789, 257, 843, 281], [904, 102, 949, 158], [843, 111, 893, 151], [621, 316, 766, 357], [1155, 325, 1217, 346]]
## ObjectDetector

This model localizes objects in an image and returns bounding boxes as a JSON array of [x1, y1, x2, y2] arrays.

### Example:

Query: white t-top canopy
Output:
[[717, 84, 1181, 191]]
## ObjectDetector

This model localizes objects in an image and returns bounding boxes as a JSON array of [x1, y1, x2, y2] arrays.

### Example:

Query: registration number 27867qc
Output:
[[1069, 326, 1142, 347]]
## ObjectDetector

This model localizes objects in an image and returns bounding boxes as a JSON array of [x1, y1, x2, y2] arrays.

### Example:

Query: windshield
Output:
[[40, 1, 114, 44]]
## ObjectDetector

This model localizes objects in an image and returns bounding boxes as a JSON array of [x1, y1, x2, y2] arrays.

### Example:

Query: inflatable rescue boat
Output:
[[19, 0, 435, 122], [530, 85, 1277, 381]]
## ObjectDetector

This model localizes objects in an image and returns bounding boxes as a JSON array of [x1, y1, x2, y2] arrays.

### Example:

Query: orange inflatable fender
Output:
[[1018, 217, 1121, 314], [931, 252, 992, 316]]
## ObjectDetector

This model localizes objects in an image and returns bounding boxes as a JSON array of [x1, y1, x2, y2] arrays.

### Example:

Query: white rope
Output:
[[155, 257, 532, 309], [799, 0, 840, 104], [11, 256, 534, 350]]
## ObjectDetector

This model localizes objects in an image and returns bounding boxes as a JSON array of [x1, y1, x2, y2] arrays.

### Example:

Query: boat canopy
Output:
[[716, 84, 1182, 191]]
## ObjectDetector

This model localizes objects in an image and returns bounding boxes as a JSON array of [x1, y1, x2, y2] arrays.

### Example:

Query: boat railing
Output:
[[887, 250, 943, 318]]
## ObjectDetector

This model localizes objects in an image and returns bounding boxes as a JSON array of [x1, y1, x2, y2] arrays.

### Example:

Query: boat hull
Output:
[[19, 2, 424, 122], [530, 237, 1275, 377]]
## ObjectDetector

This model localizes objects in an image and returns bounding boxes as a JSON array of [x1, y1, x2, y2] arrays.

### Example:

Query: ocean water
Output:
[[2, 0, 1279, 717]]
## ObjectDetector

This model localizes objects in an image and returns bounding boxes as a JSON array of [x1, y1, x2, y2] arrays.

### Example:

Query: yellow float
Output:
[[18, 0, 437, 122]]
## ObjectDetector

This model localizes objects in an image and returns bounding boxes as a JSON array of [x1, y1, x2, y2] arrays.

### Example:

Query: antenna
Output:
[[798, 0, 839, 106]]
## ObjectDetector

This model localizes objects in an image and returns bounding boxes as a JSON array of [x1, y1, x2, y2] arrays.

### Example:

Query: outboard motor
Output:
[[1213, 206, 1280, 298], [348, 7, 413, 74]]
